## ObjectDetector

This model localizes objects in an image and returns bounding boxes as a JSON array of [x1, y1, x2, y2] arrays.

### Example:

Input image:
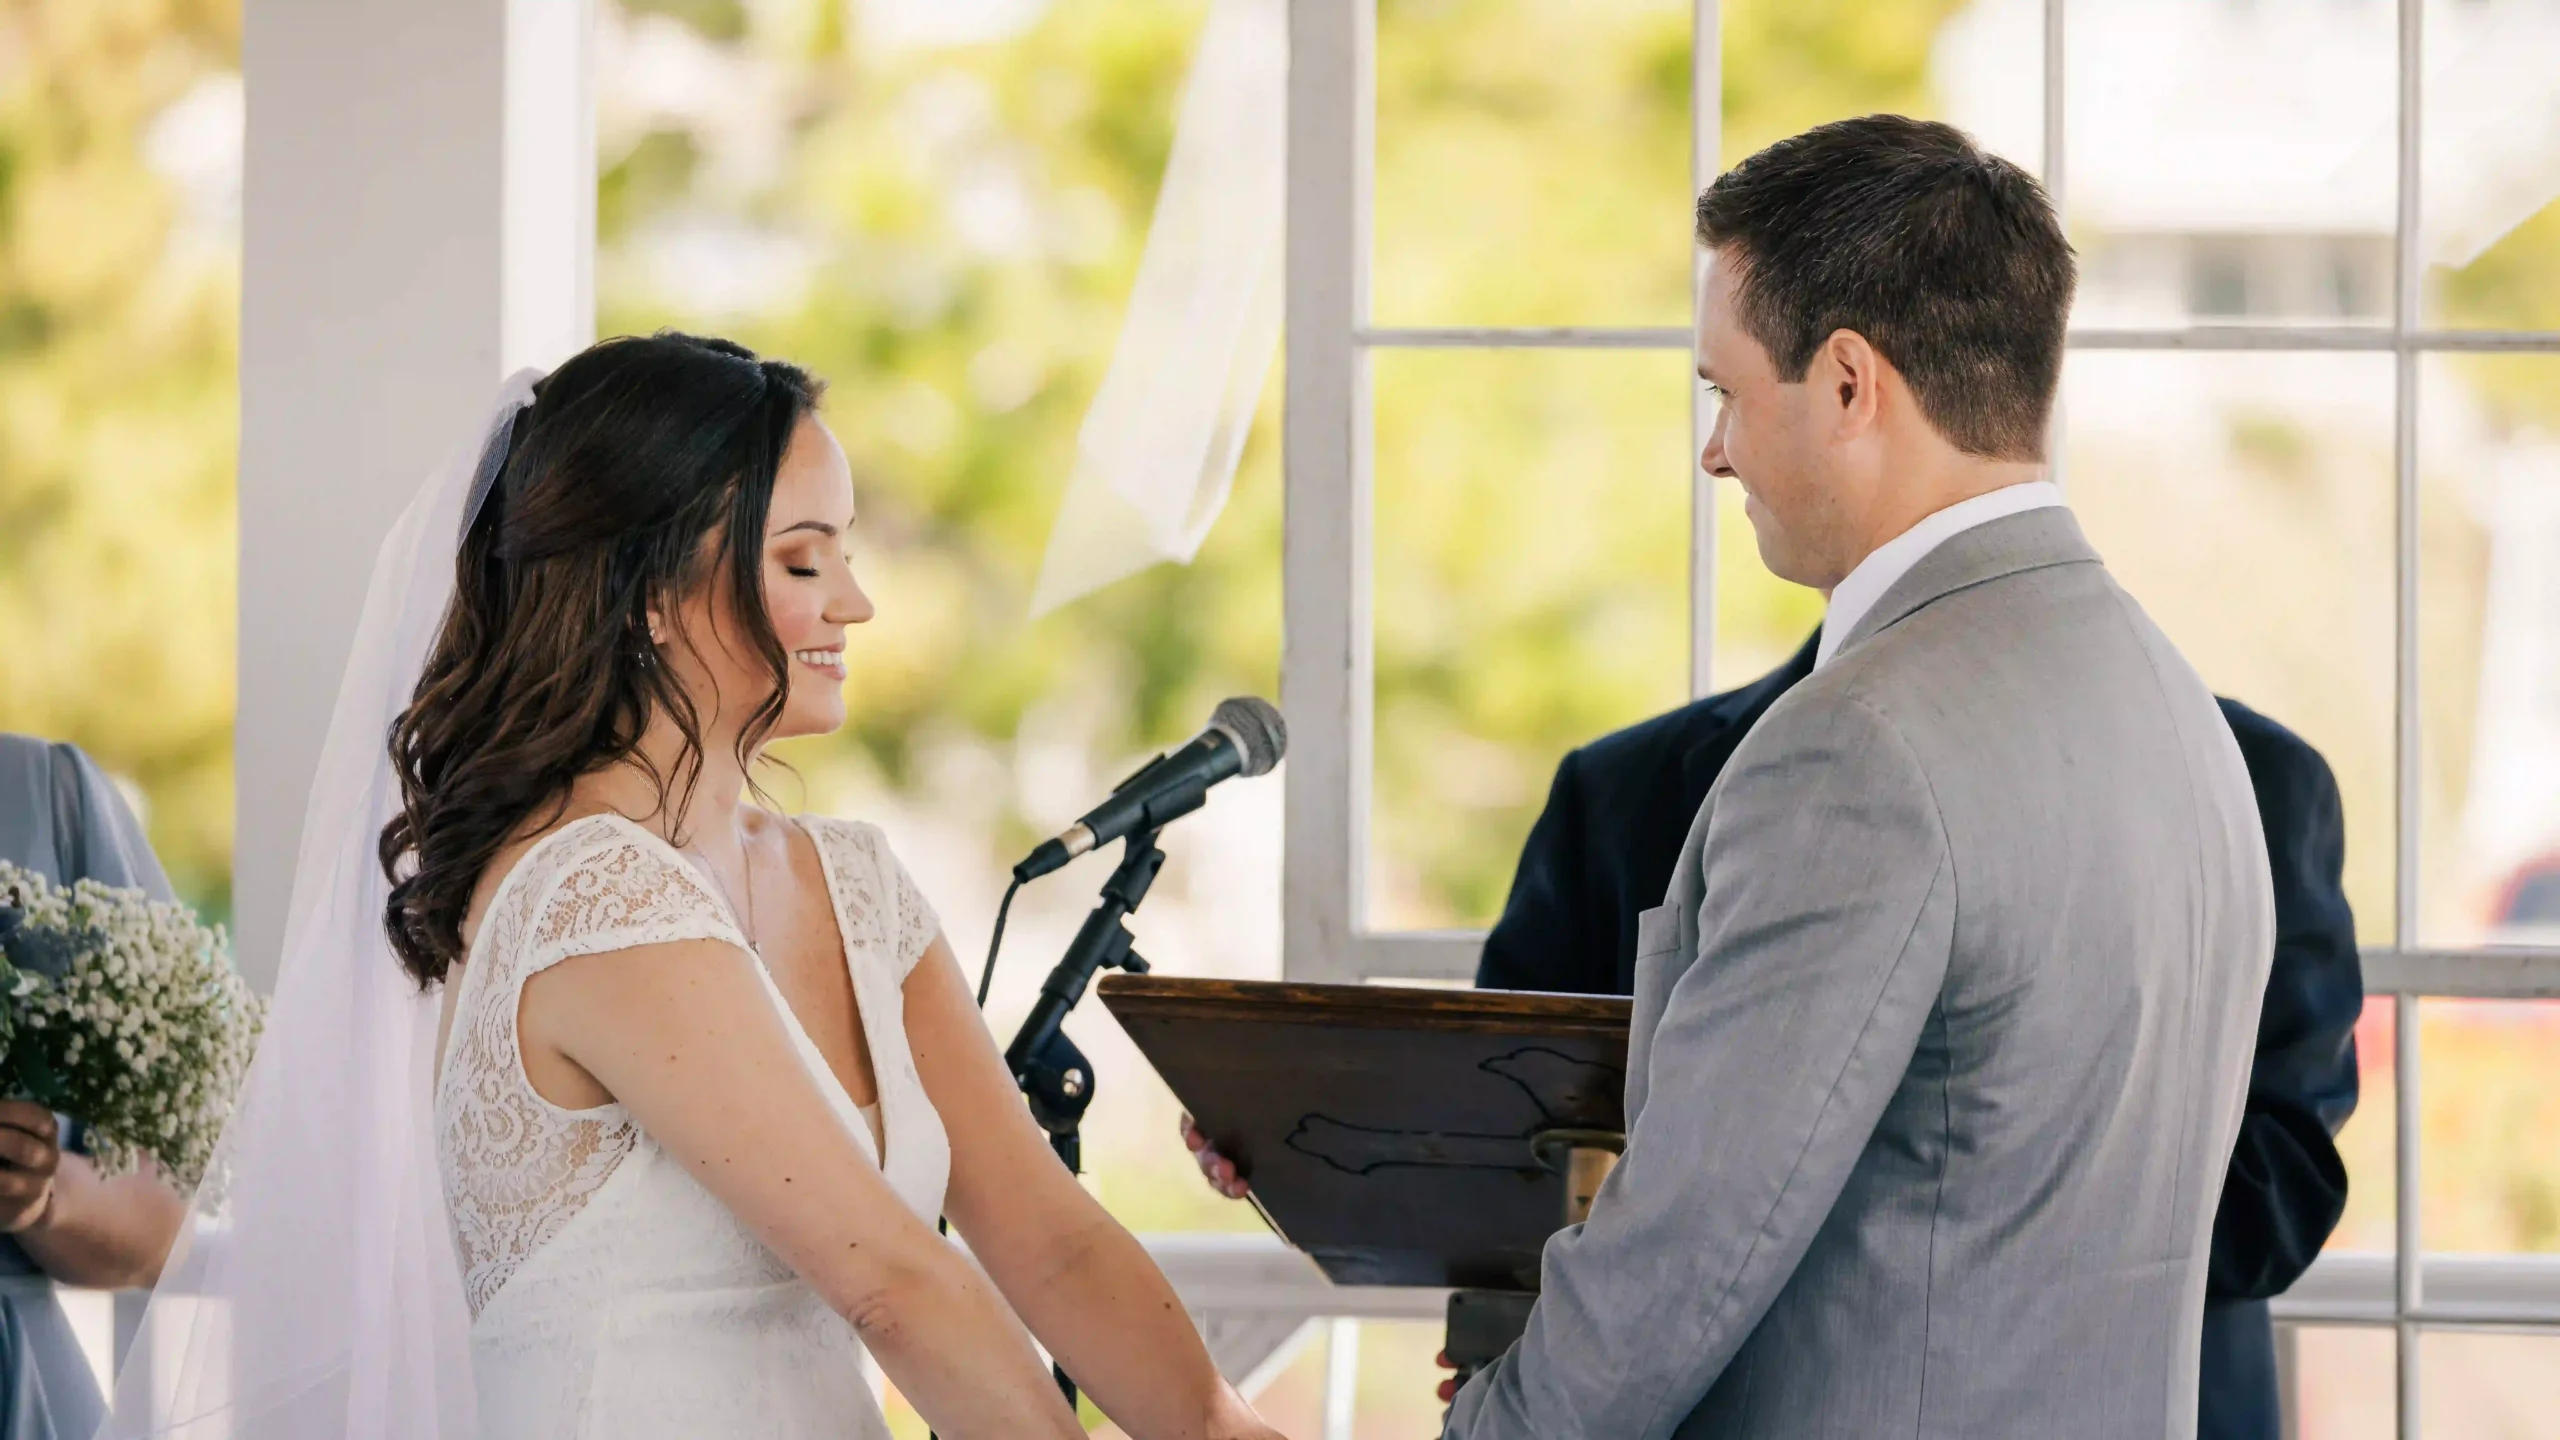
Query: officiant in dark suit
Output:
[[1471, 632, 2364, 1440]]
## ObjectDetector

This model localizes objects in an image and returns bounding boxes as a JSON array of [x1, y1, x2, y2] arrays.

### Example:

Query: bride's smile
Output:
[[791, 646, 847, 680]]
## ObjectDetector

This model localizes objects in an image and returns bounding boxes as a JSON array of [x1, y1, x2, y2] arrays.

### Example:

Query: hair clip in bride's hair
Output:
[[461, 367, 549, 540]]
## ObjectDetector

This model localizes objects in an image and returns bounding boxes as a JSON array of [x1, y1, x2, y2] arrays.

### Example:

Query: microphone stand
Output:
[[999, 825, 1165, 1409]]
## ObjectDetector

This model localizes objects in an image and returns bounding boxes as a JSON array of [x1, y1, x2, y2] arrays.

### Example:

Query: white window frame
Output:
[[1279, 0, 2560, 1430]]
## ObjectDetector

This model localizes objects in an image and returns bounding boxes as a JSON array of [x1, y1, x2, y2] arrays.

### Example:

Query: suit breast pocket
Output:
[[1627, 904, 1681, 1121], [1634, 903, 1678, 961], [1632, 904, 1680, 1028]]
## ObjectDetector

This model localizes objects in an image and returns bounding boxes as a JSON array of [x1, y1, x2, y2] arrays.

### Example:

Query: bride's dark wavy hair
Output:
[[380, 332, 823, 986]]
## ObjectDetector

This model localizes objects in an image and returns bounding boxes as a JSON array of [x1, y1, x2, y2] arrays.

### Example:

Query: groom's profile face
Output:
[[1696, 252, 1835, 588]]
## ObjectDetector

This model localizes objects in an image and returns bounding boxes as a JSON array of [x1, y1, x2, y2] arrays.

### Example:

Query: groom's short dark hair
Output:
[[1696, 114, 2075, 463]]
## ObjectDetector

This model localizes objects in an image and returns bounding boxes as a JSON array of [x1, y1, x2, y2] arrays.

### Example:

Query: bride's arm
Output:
[[523, 937, 1082, 1440], [906, 937, 1284, 1440]]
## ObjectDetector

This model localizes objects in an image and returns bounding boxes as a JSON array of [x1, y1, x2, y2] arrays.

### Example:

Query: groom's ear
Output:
[[1817, 328, 1884, 434]]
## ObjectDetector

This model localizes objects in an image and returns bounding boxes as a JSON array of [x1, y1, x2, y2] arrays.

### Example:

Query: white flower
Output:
[[0, 860, 266, 1192]]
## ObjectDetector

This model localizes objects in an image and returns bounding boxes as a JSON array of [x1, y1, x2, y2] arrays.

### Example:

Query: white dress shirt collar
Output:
[[1815, 480, 2066, 670]]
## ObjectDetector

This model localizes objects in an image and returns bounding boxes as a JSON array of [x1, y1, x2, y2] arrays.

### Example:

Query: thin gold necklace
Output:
[[683, 824, 759, 952]]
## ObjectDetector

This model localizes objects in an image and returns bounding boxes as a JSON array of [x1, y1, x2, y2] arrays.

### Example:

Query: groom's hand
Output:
[[0, 1102, 62, 1234], [1179, 1112, 1250, 1200]]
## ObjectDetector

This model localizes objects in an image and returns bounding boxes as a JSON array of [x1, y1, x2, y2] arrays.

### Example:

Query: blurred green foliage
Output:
[[0, 0, 239, 919]]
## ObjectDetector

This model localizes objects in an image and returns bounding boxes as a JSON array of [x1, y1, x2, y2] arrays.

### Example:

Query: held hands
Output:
[[1179, 1111, 1250, 1200], [1207, 1406, 1296, 1440], [0, 1101, 62, 1234]]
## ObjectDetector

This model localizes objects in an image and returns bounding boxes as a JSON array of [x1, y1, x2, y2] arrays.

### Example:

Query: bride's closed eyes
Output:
[[778, 546, 852, 581], [770, 517, 855, 581]]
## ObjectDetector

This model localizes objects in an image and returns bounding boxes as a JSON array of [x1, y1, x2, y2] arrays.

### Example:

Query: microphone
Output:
[[1012, 697, 1287, 883]]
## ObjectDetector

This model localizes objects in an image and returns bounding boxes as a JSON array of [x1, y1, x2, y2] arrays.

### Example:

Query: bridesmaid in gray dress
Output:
[[0, 735, 189, 1438]]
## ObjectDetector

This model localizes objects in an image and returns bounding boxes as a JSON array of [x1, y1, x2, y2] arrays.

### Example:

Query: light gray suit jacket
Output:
[[1445, 508, 2276, 1440]]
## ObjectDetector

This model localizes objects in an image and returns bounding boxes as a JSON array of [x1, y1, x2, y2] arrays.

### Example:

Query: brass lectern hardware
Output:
[[1529, 1127, 1625, 1227], [1526, 1127, 1626, 1167]]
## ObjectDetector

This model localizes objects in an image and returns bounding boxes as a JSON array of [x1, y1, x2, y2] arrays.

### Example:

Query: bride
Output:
[[104, 333, 1288, 1440]]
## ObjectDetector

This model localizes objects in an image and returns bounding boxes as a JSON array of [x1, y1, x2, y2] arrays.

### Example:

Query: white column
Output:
[[505, 0, 598, 373], [236, 0, 591, 986], [1280, 0, 1373, 983]]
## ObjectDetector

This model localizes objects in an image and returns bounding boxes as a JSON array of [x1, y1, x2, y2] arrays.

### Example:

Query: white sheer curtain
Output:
[[1029, 0, 1287, 616]]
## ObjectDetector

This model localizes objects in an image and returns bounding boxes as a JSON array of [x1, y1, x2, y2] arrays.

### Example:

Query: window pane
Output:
[[2419, 1330, 2560, 1438], [1373, 0, 1693, 328], [1721, 0, 1992, 167], [2330, 995, 2399, 1254], [1374, 0, 2005, 330], [2287, 1324, 2395, 1440], [2420, 354, 2560, 946], [2060, 0, 2397, 330], [1708, 473, 1824, 703], [2420, 0, 2560, 332], [2419, 999, 2560, 1254], [2064, 350, 2399, 944], [1370, 349, 1690, 930]]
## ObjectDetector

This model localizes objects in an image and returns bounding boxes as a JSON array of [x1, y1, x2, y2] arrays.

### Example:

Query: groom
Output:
[[1441, 116, 2276, 1438]]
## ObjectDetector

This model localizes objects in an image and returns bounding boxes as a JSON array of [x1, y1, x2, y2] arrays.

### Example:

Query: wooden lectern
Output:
[[1097, 974, 1632, 1305]]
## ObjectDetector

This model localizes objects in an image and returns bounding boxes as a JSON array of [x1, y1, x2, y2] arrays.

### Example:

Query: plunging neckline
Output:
[[600, 813, 893, 1162]]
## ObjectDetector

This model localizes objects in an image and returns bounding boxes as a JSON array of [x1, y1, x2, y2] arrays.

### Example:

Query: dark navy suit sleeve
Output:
[[2210, 707, 2362, 1300], [1476, 749, 1612, 995]]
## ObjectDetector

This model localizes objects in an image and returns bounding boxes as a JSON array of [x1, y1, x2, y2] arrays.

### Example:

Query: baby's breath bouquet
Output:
[[0, 859, 265, 1193]]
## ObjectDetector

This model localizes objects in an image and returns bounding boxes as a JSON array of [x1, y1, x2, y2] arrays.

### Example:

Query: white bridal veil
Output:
[[100, 370, 542, 1439]]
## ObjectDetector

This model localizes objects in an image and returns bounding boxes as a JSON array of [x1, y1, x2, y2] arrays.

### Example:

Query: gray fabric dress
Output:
[[0, 734, 176, 1440]]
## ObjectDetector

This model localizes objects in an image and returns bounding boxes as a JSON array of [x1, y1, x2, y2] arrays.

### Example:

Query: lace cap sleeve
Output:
[[524, 821, 748, 977], [877, 833, 943, 980], [806, 820, 941, 982]]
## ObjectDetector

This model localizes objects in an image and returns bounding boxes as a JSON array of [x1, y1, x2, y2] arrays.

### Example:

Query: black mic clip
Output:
[[1003, 826, 1164, 1176], [1011, 766, 1211, 886]]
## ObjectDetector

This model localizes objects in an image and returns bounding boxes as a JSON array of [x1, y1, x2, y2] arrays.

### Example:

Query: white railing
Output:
[[62, 1238, 2558, 1437], [1142, 1237, 2560, 1436]]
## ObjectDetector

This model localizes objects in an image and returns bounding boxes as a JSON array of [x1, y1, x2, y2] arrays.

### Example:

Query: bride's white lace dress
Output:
[[435, 812, 949, 1438]]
